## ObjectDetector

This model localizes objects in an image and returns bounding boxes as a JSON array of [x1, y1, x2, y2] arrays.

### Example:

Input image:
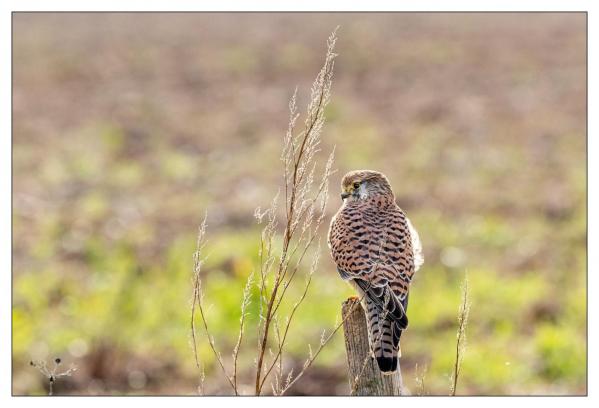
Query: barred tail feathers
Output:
[[365, 297, 402, 374]]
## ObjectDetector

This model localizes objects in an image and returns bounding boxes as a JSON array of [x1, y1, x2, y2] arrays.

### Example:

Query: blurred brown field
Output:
[[12, 13, 586, 395]]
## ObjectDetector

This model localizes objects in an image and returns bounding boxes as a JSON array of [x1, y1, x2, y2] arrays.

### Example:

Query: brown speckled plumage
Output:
[[328, 170, 423, 374]]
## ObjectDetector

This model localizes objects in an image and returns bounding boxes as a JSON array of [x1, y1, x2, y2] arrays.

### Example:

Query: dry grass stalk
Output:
[[189, 27, 340, 396], [450, 273, 471, 396], [252, 27, 339, 396], [232, 268, 255, 393], [30, 358, 77, 396], [190, 213, 236, 394]]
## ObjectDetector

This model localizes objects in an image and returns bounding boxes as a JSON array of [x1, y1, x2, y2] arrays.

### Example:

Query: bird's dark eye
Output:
[[353, 182, 360, 189]]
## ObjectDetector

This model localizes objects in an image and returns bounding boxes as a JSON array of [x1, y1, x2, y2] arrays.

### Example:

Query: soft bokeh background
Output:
[[12, 13, 586, 395]]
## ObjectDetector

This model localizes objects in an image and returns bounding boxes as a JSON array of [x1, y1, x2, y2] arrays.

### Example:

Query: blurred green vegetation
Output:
[[12, 13, 586, 395]]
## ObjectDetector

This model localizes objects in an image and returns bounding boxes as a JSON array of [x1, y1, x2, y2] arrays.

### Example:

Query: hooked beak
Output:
[[341, 192, 350, 200]]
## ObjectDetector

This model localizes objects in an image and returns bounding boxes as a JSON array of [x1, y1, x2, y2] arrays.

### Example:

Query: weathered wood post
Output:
[[342, 297, 404, 395]]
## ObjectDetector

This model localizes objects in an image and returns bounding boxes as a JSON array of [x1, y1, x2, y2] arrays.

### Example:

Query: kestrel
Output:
[[328, 170, 423, 374]]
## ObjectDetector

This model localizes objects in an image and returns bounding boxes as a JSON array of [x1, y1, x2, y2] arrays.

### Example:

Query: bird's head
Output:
[[340, 170, 394, 202]]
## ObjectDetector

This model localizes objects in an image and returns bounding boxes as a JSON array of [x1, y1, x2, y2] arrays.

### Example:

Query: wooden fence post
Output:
[[341, 297, 404, 396]]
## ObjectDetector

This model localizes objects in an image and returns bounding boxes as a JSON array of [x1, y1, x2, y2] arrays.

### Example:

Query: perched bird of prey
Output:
[[328, 170, 423, 374]]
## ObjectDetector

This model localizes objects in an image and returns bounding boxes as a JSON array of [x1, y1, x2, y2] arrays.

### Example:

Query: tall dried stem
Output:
[[232, 269, 255, 394], [450, 273, 471, 396], [190, 27, 340, 396], [190, 213, 236, 393], [253, 27, 339, 396]]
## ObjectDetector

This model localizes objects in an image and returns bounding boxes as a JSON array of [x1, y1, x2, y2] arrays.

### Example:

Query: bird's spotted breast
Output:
[[329, 198, 416, 299]]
